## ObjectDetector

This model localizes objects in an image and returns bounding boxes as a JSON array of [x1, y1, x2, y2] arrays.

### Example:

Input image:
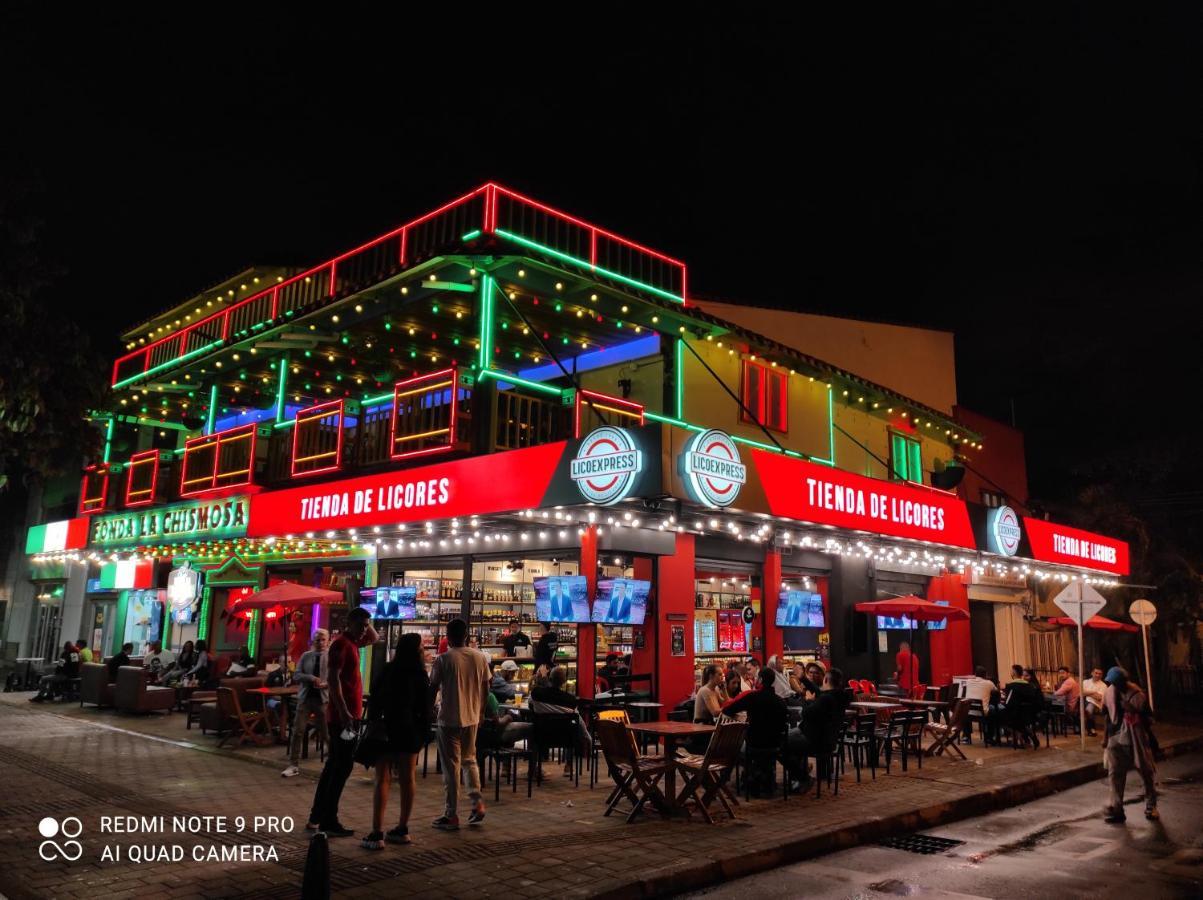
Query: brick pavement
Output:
[[1, 692, 1200, 899]]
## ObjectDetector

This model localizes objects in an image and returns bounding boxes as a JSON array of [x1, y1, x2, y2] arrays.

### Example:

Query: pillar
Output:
[[655, 532, 696, 711], [927, 571, 971, 687], [827, 554, 875, 681], [577, 526, 598, 698], [761, 549, 783, 663], [629, 556, 655, 681]]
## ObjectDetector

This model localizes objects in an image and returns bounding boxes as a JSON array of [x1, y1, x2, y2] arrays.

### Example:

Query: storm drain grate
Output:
[[878, 833, 964, 855]]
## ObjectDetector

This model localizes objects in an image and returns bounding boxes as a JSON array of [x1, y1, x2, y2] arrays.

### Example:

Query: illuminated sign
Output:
[[167, 562, 201, 624], [681, 429, 746, 508], [751, 450, 977, 549], [571, 426, 642, 506], [986, 506, 1022, 556], [26, 518, 90, 554], [1023, 517, 1129, 576], [90, 496, 250, 548]]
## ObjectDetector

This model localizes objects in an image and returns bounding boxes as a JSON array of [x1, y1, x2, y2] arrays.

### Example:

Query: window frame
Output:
[[888, 430, 923, 484], [739, 359, 788, 434]]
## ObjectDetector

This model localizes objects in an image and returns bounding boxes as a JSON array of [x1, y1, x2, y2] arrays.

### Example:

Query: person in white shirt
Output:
[[766, 655, 794, 699], [963, 666, 996, 708], [1080, 667, 1106, 737], [143, 642, 176, 683]]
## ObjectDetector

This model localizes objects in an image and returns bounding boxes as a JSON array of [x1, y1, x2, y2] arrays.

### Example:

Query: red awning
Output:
[[1048, 615, 1139, 633], [230, 581, 343, 614], [853, 595, 969, 622]]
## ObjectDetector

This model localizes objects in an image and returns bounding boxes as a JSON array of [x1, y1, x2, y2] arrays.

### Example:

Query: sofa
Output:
[[79, 663, 116, 708], [115, 665, 175, 714], [199, 675, 268, 735]]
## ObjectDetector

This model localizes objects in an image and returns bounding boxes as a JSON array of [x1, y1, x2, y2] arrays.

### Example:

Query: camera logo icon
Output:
[[38, 817, 83, 861]]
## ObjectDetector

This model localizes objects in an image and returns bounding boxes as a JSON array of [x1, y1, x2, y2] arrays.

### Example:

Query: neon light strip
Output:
[[102, 418, 115, 464], [644, 411, 808, 459], [462, 229, 482, 241], [589, 402, 644, 418], [493, 229, 686, 304], [275, 356, 289, 423], [477, 367, 566, 397], [389, 368, 458, 460], [478, 275, 494, 369], [113, 340, 224, 389], [393, 427, 451, 442], [204, 384, 218, 436], [675, 339, 685, 419], [291, 399, 345, 477], [397, 380, 452, 399], [361, 392, 393, 406], [123, 450, 160, 508]]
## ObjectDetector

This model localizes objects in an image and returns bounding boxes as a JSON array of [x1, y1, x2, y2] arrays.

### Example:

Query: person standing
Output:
[[500, 619, 531, 658], [1102, 666, 1159, 822], [361, 633, 430, 849], [428, 617, 490, 830], [895, 641, 920, 695], [533, 621, 558, 669], [307, 608, 378, 837], [282, 629, 330, 778]]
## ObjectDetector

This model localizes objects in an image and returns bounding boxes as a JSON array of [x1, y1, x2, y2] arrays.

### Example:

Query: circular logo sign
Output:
[[987, 505, 1022, 556], [681, 429, 747, 508], [741, 605, 755, 624], [1128, 598, 1157, 626], [570, 426, 643, 506]]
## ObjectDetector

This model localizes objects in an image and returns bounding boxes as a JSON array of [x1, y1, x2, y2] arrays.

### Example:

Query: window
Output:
[[741, 360, 787, 432], [890, 432, 923, 483], [981, 489, 1005, 508]]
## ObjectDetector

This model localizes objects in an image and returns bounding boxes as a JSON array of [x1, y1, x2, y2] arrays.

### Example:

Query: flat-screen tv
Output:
[[776, 590, 825, 628], [533, 575, 590, 623], [592, 578, 650, 625], [877, 600, 949, 632], [360, 586, 418, 621]]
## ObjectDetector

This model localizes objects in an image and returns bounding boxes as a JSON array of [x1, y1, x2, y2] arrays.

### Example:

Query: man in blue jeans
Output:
[[307, 608, 377, 837], [429, 617, 491, 829]]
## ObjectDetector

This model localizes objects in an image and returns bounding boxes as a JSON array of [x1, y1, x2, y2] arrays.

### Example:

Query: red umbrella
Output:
[[1049, 615, 1138, 634], [854, 596, 969, 622], [230, 581, 343, 614]]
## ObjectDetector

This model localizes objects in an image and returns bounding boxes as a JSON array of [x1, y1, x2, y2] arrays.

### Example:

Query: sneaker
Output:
[[281, 765, 300, 778], [1145, 808, 1160, 821], [361, 830, 385, 850], [431, 815, 460, 831], [322, 823, 355, 838], [386, 826, 412, 845], [468, 802, 486, 826], [1103, 809, 1126, 824]]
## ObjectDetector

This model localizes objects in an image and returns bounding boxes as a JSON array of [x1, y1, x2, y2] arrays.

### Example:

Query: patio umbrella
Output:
[[1048, 615, 1139, 634], [854, 596, 969, 690], [229, 581, 343, 614]]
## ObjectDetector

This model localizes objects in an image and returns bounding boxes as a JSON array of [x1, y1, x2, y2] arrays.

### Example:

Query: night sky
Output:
[[5, 8, 1202, 547]]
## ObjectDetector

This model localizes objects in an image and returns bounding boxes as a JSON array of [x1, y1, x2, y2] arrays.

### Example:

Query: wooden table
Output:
[[624, 702, 665, 752], [627, 721, 714, 815], [899, 698, 951, 724], [849, 700, 904, 724], [248, 685, 299, 742]]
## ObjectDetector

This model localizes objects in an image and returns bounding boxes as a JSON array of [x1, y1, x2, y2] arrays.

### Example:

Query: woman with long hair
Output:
[[361, 633, 430, 849]]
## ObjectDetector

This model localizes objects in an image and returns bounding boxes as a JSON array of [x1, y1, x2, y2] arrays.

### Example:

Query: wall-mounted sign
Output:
[[1023, 517, 1129, 576], [751, 450, 977, 549], [681, 429, 746, 508], [571, 426, 643, 506], [91, 496, 250, 548], [167, 562, 202, 624], [670, 624, 686, 657], [986, 505, 1022, 556], [25, 518, 91, 554]]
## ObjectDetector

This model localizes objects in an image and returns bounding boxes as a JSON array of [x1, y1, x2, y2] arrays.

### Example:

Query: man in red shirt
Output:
[[895, 641, 920, 695], [307, 608, 378, 836]]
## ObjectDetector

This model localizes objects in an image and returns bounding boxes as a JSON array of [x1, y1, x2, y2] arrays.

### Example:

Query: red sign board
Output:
[[1022, 517, 1130, 576], [247, 442, 567, 537], [751, 450, 976, 549]]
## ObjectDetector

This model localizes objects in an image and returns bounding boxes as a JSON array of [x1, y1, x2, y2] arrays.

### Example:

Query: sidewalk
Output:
[[1, 691, 1200, 899]]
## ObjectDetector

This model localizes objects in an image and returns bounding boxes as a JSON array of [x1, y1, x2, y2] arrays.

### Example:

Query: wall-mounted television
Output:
[[877, 600, 949, 632], [776, 590, 825, 628], [592, 578, 650, 625], [360, 586, 418, 621], [533, 575, 590, 623]]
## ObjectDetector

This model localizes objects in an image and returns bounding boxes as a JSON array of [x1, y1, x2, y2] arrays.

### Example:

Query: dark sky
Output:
[[5, 7, 1203, 536]]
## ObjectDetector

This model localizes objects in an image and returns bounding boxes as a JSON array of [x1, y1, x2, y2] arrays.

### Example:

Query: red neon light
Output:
[[290, 399, 345, 478], [574, 390, 645, 439], [180, 424, 258, 497], [78, 464, 110, 515], [388, 367, 458, 461], [123, 450, 160, 508]]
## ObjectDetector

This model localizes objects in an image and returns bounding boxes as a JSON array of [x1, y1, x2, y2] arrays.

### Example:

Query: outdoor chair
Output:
[[530, 710, 583, 790], [840, 712, 878, 781], [300, 708, 326, 762], [477, 720, 535, 801], [675, 720, 747, 822], [924, 699, 970, 760], [814, 717, 848, 798], [589, 705, 630, 788], [595, 719, 669, 823], [876, 710, 925, 773], [215, 686, 271, 748], [963, 698, 987, 744], [742, 723, 794, 801]]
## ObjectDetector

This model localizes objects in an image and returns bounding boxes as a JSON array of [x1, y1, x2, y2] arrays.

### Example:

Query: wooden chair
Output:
[[924, 699, 970, 759], [589, 706, 631, 787], [216, 687, 271, 748], [675, 720, 746, 823], [301, 709, 327, 762], [595, 719, 669, 823]]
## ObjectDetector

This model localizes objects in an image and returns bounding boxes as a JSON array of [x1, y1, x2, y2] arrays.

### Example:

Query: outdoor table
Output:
[[899, 698, 951, 725], [248, 685, 299, 742], [849, 700, 904, 725], [15, 657, 42, 690], [626, 721, 714, 816], [625, 701, 665, 752], [185, 691, 217, 730]]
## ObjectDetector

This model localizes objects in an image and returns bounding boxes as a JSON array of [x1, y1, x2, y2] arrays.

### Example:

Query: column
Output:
[[927, 571, 971, 686], [655, 532, 696, 711], [629, 556, 655, 682], [761, 549, 783, 663], [577, 526, 598, 698]]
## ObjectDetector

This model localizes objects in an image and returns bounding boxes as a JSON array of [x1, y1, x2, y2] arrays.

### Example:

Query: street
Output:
[[687, 751, 1203, 900]]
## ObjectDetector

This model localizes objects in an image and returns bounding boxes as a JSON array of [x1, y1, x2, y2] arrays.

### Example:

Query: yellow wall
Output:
[[832, 403, 949, 483], [577, 353, 665, 416]]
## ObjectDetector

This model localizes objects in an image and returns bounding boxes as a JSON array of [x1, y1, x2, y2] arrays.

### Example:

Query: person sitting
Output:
[[30, 642, 81, 702], [999, 664, 1042, 747], [76, 639, 93, 664], [693, 665, 726, 725], [163, 641, 196, 685], [483, 689, 532, 749], [963, 665, 998, 741], [1080, 666, 1106, 737], [530, 665, 589, 776], [180, 640, 211, 686], [107, 642, 134, 683], [143, 642, 176, 683], [227, 645, 256, 676], [1053, 666, 1081, 715], [598, 653, 625, 691], [765, 655, 794, 699], [723, 668, 789, 795], [785, 667, 848, 791], [490, 660, 520, 702]]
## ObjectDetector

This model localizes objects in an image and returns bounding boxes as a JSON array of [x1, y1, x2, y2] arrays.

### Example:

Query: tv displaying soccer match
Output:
[[776, 590, 825, 628], [591, 578, 650, 625], [360, 586, 418, 621], [533, 575, 590, 623]]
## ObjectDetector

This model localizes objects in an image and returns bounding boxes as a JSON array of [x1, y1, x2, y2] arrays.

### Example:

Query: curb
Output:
[[593, 732, 1203, 899]]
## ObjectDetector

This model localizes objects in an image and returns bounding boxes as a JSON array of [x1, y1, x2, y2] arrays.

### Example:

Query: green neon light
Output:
[[273, 420, 296, 430], [478, 367, 565, 397], [361, 391, 393, 406], [204, 384, 218, 435], [275, 356, 289, 422], [462, 229, 482, 240], [645, 411, 705, 433], [478, 275, 495, 370], [102, 418, 115, 464], [493, 228, 685, 304], [113, 340, 224, 389], [675, 339, 685, 419], [197, 586, 210, 641], [247, 610, 260, 658]]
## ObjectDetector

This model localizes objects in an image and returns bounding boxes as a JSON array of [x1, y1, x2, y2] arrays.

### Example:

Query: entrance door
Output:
[[969, 601, 998, 681], [89, 601, 116, 657], [34, 602, 63, 662]]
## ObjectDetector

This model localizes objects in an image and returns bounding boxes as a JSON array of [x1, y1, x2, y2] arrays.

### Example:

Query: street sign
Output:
[[1052, 581, 1107, 624], [1129, 598, 1157, 626]]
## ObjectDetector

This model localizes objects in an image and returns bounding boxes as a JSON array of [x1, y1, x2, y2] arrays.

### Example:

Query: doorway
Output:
[[969, 601, 998, 681]]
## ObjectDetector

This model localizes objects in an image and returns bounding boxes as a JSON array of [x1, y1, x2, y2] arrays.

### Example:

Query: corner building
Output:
[[21, 184, 1129, 703]]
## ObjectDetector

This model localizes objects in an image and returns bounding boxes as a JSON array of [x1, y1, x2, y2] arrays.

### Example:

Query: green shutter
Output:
[[909, 440, 922, 484]]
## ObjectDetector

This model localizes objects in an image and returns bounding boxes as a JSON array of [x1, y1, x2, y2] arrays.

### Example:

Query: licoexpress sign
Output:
[[751, 450, 976, 549], [90, 496, 251, 548]]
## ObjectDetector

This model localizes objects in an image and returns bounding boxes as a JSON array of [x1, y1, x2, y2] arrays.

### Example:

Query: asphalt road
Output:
[[686, 750, 1203, 900]]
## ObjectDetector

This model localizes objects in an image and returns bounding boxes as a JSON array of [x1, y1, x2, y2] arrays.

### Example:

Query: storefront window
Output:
[[122, 589, 165, 657], [694, 570, 754, 674]]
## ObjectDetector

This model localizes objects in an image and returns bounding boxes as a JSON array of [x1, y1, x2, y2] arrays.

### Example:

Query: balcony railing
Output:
[[495, 388, 571, 451], [180, 424, 260, 497], [123, 450, 161, 507]]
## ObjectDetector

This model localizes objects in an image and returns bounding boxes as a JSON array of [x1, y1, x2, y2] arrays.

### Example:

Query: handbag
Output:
[[353, 718, 390, 767]]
